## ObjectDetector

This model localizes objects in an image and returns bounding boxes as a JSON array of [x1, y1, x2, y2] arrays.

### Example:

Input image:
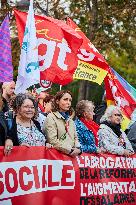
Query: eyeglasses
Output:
[[86, 108, 94, 113], [22, 105, 35, 110], [114, 113, 123, 118]]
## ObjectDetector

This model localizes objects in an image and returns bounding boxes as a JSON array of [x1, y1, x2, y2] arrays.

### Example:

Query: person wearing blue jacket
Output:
[[75, 100, 99, 153]]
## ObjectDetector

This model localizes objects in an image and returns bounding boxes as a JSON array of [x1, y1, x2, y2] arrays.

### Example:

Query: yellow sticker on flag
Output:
[[73, 60, 108, 85]]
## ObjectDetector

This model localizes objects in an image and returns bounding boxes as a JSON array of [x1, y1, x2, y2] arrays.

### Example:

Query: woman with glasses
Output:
[[4, 93, 47, 155], [98, 105, 134, 156]]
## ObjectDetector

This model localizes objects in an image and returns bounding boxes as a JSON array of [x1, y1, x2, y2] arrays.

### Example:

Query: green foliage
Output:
[[65, 0, 136, 101], [11, 37, 20, 80], [107, 50, 136, 87], [67, 0, 136, 54]]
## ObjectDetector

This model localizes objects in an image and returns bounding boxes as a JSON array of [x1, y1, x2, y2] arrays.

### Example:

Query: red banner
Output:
[[14, 9, 83, 85], [0, 147, 136, 205]]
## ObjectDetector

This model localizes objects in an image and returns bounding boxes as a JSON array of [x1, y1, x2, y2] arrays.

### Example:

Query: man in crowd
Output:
[[0, 85, 8, 146], [36, 87, 51, 112], [2, 81, 15, 113]]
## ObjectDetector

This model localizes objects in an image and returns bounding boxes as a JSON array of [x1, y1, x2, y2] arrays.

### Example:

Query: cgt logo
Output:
[[0, 159, 75, 200], [38, 38, 71, 71], [38, 38, 96, 72]]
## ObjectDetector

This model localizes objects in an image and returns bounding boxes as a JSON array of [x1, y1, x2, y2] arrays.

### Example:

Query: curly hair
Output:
[[52, 90, 73, 114], [12, 93, 38, 117], [76, 100, 94, 118]]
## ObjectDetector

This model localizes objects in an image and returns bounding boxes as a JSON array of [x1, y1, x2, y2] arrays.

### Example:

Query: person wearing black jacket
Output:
[[0, 93, 8, 145], [2, 81, 15, 113], [127, 122, 136, 152], [94, 92, 107, 125]]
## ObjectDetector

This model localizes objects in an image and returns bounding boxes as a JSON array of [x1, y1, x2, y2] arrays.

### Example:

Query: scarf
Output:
[[59, 112, 72, 139], [101, 121, 126, 148], [38, 103, 45, 113], [59, 111, 70, 121], [80, 117, 99, 146], [101, 121, 122, 138]]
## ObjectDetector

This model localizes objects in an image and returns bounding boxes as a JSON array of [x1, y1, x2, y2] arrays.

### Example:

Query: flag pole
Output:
[[60, 85, 62, 91], [46, 0, 49, 16]]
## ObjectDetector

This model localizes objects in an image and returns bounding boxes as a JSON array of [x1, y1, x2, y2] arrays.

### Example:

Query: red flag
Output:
[[104, 67, 136, 129], [14, 10, 83, 85], [67, 18, 110, 85]]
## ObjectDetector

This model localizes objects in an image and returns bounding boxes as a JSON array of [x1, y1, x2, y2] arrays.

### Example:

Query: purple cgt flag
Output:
[[0, 15, 13, 82]]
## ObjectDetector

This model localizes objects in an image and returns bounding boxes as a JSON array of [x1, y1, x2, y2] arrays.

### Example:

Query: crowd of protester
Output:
[[0, 81, 135, 157]]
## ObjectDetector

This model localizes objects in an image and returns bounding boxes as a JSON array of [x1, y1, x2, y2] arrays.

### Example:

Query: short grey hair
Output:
[[100, 105, 122, 123], [76, 100, 94, 118]]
